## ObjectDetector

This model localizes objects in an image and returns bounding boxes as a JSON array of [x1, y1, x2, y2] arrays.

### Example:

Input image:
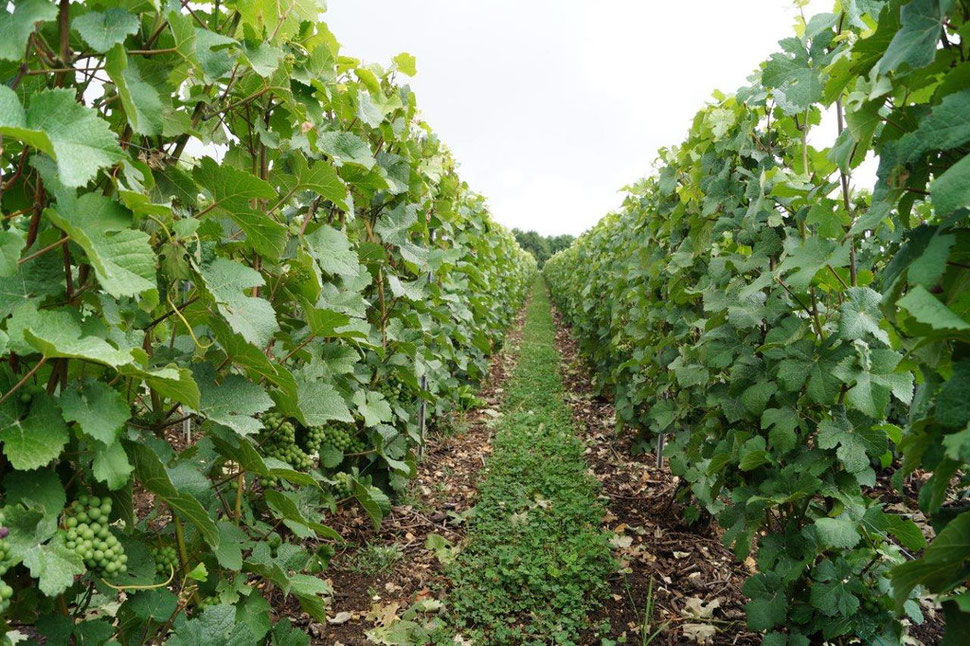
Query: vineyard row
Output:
[[546, 1, 970, 644]]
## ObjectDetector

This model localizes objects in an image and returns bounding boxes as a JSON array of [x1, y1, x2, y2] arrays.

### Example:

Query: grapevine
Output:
[[546, 2, 970, 641], [0, 0, 523, 638]]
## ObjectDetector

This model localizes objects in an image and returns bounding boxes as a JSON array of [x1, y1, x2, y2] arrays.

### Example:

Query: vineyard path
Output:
[[311, 279, 760, 644]]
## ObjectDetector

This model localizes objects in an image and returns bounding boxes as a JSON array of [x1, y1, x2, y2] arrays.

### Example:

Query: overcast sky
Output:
[[326, 1, 833, 236]]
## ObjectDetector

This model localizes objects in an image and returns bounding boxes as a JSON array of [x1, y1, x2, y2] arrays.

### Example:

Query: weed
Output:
[[446, 282, 614, 643], [349, 542, 404, 576]]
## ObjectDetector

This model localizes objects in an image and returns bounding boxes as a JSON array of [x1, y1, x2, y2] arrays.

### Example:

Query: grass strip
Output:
[[447, 280, 614, 644]]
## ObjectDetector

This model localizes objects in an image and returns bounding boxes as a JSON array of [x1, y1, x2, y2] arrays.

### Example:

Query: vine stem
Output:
[[835, 98, 857, 286], [18, 235, 68, 265], [775, 278, 824, 339], [171, 508, 201, 604], [55, 0, 70, 87], [100, 565, 175, 591], [234, 472, 245, 523], [0, 357, 48, 407], [281, 333, 316, 362]]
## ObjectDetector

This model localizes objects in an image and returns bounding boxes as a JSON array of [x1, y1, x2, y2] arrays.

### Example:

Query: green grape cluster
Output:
[[346, 435, 366, 454], [151, 545, 178, 577], [378, 380, 406, 406], [0, 510, 11, 576], [0, 510, 11, 615], [0, 581, 11, 613], [333, 472, 354, 499], [258, 474, 280, 489], [61, 496, 128, 577], [258, 412, 315, 488], [305, 423, 362, 453]]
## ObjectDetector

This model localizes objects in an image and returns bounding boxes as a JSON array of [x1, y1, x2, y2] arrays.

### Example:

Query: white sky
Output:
[[326, 1, 834, 236]]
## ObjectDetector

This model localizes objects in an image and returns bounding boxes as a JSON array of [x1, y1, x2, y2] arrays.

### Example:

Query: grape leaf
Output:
[[293, 373, 353, 426], [23, 308, 135, 367], [898, 89, 970, 162], [0, 0, 57, 61], [814, 517, 861, 549], [167, 604, 256, 646], [318, 131, 375, 169], [128, 589, 179, 622], [762, 408, 798, 454], [393, 52, 417, 76], [898, 285, 969, 331], [92, 439, 134, 490], [891, 512, 970, 608], [214, 521, 247, 571], [264, 490, 340, 540], [877, 0, 951, 74], [59, 380, 130, 445], [191, 364, 273, 436], [193, 157, 275, 212], [23, 536, 85, 597], [353, 390, 392, 427], [810, 560, 860, 617], [0, 228, 25, 277], [0, 87, 124, 187], [72, 8, 139, 53], [936, 361, 970, 429], [276, 155, 349, 211], [0, 390, 69, 471], [778, 238, 849, 292], [839, 287, 889, 345], [930, 153, 970, 216], [47, 193, 157, 302], [762, 39, 824, 115], [127, 442, 220, 548], [3, 469, 65, 516], [104, 45, 164, 135], [742, 573, 788, 631], [198, 257, 279, 348], [305, 225, 361, 278], [817, 417, 872, 473], [225, 207, 289, 261]]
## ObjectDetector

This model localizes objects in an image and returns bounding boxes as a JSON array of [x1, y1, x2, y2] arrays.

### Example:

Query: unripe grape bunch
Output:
[[0, 510, 11, 575], [258, 411, 315, 488], [0, 510, 12, 614], [305, 423, 364, 454], [60, 496, 128, 577], [378, 379, 407, 406], [151, 545, 178, 577], [333, 472, 354, 499]]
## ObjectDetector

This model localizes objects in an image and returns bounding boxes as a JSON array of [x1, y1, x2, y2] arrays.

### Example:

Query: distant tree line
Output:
[[511, 229, 575, 267]]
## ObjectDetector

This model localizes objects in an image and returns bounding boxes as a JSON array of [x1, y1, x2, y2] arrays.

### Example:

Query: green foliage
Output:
[[546, 1, 970, 642], [0, 0, 534, 640], [511, 229, 575, 267], [448, 283, 614, 643]]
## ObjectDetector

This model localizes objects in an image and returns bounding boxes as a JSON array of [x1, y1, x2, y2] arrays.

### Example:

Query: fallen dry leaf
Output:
[[683, 596, 721, 620], [682, 623, 717, 644], [365, 601, 400, 627], [327, 611, 354, 625]]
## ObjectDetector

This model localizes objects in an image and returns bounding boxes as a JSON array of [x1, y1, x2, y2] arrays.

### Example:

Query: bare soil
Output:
[[550, 306, 760, 646]]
